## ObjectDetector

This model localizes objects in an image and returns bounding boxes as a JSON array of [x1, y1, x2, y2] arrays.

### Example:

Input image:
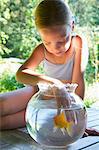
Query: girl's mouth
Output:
[[55, 50, 66, 56]]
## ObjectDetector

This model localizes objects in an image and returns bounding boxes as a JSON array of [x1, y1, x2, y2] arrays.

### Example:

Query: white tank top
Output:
[[43, 50, 75, 81], [42, 34, 88, 81]]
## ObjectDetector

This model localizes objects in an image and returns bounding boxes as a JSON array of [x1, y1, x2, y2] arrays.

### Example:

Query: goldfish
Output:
[[53, 111, 73, 136]]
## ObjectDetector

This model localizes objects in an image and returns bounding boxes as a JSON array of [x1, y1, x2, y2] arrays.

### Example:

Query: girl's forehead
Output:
[[39, 25, 71, 38]]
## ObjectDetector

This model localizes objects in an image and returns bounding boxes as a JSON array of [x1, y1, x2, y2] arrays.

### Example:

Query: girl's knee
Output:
[[0, 93, 13, 116]]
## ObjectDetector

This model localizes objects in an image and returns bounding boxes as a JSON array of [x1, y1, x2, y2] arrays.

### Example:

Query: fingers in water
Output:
[[72, 111, 78, 124]]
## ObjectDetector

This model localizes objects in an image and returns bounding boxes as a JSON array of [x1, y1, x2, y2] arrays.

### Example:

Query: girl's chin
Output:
[[54, 51, 66, 57]]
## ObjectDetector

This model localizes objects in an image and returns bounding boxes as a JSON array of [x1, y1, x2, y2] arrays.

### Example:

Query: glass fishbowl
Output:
[[25, 83, 87, 149]]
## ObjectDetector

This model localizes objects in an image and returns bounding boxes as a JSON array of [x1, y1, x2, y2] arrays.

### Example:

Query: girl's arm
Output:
[[16, 44, 60, 86], [72, 35, 88, 100], [17, 68, 59, 85]]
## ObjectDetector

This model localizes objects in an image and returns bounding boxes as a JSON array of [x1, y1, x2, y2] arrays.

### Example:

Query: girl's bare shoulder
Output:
[[30, 43, 45, 61], [33, 43, 45, 56], [20, 43, 45, 70], [73, 34, 89, 72], [73, 34, 88, 51]]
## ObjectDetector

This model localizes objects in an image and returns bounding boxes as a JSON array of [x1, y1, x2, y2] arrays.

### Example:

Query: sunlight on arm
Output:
[[81, 35, 89, 72]]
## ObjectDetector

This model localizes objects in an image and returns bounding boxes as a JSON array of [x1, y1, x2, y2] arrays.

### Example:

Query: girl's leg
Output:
[[0, 86, 38, 130], [0, 110, 26, 130], [0, 86, 38, 116]]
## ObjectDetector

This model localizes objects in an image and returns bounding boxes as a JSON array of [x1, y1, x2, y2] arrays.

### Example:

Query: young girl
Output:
[[0, 0, 98, 136]]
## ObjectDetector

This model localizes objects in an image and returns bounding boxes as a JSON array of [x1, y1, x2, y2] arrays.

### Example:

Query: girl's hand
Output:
[[52, 83, 71, 108], [52, 83, 77, 124]]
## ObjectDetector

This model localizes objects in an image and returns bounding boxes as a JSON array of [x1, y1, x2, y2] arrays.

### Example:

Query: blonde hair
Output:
[[35, 0, 73, 29]]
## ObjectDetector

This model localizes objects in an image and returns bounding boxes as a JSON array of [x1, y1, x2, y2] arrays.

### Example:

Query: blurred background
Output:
[[0, 0, 99, 108]]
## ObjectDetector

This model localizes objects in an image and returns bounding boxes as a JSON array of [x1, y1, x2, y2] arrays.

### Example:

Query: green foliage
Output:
[[0, 57, 44, 93], [0, 71, 24, 93], [68, 0, 99, 84], [84, 99, 96, 108], [0, 0, 98, 85], [85, 62, 95, 83], [68, 0, 99, 26], [36, 63, 45, 74], [0, 0, 41, 59]]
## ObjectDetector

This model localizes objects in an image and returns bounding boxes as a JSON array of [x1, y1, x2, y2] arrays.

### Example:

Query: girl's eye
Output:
[[58, 40, 66, 45], [45, 42, 50, 46], [59, 41, 65, 44]]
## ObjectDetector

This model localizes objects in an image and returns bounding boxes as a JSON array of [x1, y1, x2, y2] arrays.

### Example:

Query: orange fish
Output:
[[53, 111, 73, 136]]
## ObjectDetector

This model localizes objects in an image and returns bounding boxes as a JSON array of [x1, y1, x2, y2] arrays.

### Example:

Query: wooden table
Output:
[[0, 108, 99, 150]]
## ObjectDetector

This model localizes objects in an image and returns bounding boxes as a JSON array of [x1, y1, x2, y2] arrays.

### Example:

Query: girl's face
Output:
[[39, 25, 72, 56]]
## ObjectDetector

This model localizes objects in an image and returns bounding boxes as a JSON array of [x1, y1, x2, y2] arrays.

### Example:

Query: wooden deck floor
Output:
[[0, 108, 99, 150]]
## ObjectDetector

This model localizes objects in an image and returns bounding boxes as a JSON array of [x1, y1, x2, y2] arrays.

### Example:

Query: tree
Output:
[[0, 0, 41, 59], [68, 0, 99, 26]]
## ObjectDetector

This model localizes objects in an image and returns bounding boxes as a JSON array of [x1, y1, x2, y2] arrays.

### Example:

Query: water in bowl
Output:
[[26, 99, 86, 149]]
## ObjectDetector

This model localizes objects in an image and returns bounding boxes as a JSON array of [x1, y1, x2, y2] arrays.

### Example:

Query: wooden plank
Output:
[[2, 145, 21, 150], [0, 130, 42, 150], [83, 143, 99, 150], [87, 109, 99, 117], [1, 130, 99, 150], [87, 120, 99, 128], [68, 136, 99, 150], [93, 125, 99, 130], [87, 115, 99, 122], [0, 108, 99, 150], [86, 108, 99, 130], [0, 139, 11, 148]]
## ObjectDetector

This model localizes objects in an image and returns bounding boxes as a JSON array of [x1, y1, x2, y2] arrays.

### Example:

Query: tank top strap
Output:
[[43, 46, 47, 59]]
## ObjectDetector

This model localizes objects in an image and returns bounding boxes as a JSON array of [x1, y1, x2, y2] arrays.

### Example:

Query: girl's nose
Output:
[[53, 43, 62, 50]]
